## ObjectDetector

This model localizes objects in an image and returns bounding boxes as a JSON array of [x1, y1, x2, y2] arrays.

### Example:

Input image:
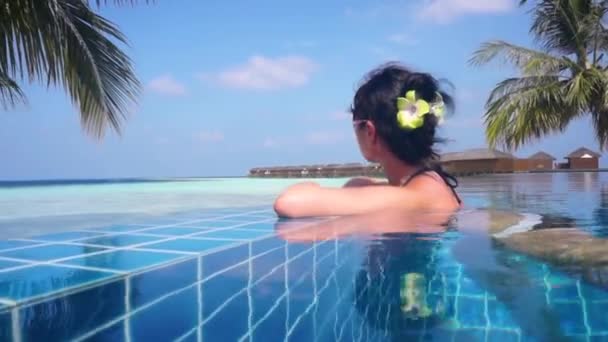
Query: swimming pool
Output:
[[0, 173, 606, 341]]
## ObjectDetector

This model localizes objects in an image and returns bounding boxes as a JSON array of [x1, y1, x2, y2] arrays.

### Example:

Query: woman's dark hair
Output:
[[350, 62, 454, 165]]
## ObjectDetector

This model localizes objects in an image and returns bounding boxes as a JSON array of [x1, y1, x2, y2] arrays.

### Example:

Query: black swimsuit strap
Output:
[[402, 164, 462, 204]]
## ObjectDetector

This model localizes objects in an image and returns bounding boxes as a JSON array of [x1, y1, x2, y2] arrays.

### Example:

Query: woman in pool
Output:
[[274, 63, 461, 218]]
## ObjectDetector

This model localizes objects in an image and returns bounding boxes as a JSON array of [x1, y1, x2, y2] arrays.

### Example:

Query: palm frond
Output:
[[0, 70, 26, 109], [56, 0, 141, 138], [591, 107, 608, 150], [469, 40, 577, 75], [563, 68, 608, 110], [0, 0, 142, 138], [529, 0, 591, 58], [91, 0, 155, 6], [484, 78, 578, 149]]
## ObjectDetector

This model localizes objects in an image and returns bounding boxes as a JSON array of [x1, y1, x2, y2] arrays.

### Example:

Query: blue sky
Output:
[[0, 0, 604, 180]]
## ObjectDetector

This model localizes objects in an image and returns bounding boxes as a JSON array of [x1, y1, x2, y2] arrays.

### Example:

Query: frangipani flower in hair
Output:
[[396, 90, 445, 130]]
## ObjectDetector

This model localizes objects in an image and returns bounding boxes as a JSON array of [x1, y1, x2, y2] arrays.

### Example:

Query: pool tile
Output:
[[30, 231, 105, 242], [19, 279, 125, 341], [251, 236, 286, 256], [487, 330, 520, 342], [459, 276, 487, 296], [144, 238, 236, 254], [252, 245, 285, 283], [0, 265, 116, 301], [144, 227, 204, 236], [179, 220, 244, 229], [202, 263, 248, 317], [130, 287, 198, 341], [219, 215, 274, 223], [0, 259, 27, 270], [488, 299, 518, 329], [250, 299, 287, 341], [0, 244, 107, 261], [250, 267, 286, 319], [0, 240, 40, 252], [235, 221, 276, 231], [587, 301, 608, 331], [551, 283, 580, 301], [288, 307, 315, 341], [552, 302, 586, 334], [202, 293, 249, 342], [453, 329, 486, 341], [201, 243, 249, 279], [0, 309, 11, 342], [177, 329, 198, 342], [194, 229, 272, 240], [62, 250, 184, 272], [130, 258, 197, 309], [581, 283, 608, 302], [80, 320, 125, 341], [78, 234, 161, 248], [87, 224, 149, 233], [457, 296, 487, 328]]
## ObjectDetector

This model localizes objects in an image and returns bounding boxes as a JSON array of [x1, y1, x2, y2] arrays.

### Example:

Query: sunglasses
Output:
[[352, 120, 370, 127]]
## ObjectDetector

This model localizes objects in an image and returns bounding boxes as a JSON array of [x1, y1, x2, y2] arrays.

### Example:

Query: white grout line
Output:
[[197, 255, 203, 342], [11, 307, 21, 342], [175, 328, 197, 342], [283, 244, 289, 342], [247, 242, 253, 342], [0, 298, 16, 307], [125, 276, 132, 342]]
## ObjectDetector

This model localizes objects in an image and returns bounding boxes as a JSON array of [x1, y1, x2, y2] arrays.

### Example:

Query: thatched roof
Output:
[[440, 148, 515, 162], [529, 151, 555, 160], [567, 147, 601, 159]]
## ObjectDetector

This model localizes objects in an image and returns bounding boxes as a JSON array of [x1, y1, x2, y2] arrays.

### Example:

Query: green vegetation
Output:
[[0, 0, 151, 138], [471, 0, 608, 150]]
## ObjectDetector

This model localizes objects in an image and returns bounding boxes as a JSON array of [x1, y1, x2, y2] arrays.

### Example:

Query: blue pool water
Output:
[[0, 173, 606, 341]]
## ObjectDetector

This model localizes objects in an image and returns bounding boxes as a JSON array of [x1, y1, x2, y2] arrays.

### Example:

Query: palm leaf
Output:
[[0, 70, 26, 109], [591, 107, 608, 148], [484, 78, 578, 149], [91, 0, 155, 6], [0, 0, 144, 138], [56, 1, 141, 137], [469, 40, 577, 75], [529, 0, 591, 58]]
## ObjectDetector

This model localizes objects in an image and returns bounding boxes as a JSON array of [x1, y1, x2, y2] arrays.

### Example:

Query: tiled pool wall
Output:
[[1, 207, 608, 341], [0, 227, 366, 340], [0, 208, 373, 341]]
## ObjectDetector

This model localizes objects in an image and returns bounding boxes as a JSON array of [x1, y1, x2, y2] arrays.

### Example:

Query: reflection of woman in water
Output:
[[276, 208, 605, 341], [352, 232, 448, 339]]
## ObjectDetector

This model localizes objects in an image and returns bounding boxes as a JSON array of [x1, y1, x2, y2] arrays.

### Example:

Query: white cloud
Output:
[[387, 34, 419, 46], [196, 130, 224, 142], [419, 0, 515, 23], [305, 131, 345, 145], [205, 55, 318, 91], [147, 74, 187, 96]]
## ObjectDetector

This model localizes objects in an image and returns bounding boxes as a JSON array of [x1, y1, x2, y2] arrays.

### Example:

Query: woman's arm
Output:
[[273, 182, 424, 218]]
